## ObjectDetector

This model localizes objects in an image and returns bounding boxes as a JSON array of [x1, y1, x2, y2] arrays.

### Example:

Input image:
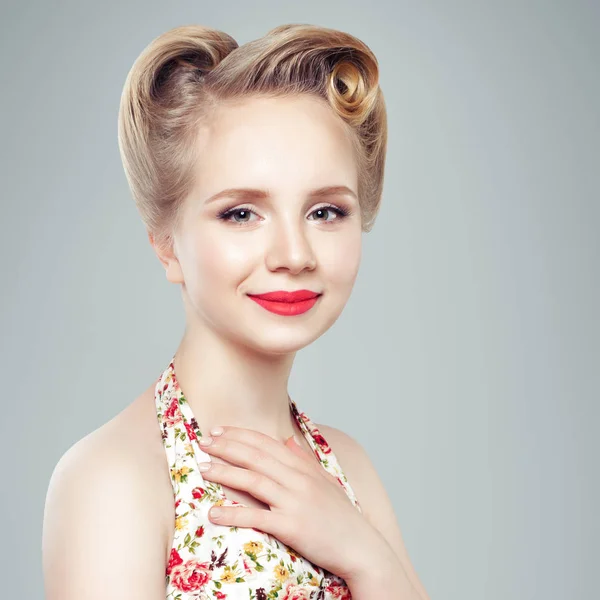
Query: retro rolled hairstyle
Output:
[[118, 23, 388, 251]]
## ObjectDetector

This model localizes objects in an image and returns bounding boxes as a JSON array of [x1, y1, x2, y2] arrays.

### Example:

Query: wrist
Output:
[[345, 555, 420, 600], [343, 523, 399, 581], [344, 543, 397, 586], [343, 544, 420, 600]]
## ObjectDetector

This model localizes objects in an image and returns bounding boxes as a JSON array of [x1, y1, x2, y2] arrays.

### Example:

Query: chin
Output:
[[235, 322, 329, 356]]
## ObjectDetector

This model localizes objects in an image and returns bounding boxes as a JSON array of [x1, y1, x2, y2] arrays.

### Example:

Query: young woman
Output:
[[42, 23, 429, 600]]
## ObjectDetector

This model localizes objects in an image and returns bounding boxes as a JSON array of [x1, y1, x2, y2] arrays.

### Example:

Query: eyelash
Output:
[[216, 203, 351, 225]]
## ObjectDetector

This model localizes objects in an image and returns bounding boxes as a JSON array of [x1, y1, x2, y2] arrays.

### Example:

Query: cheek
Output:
[[321, 233, 362, 288], [195, 232, 254, 288]]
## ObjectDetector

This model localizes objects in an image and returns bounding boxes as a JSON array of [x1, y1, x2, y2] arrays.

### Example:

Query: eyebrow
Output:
[[202, 185, 358, 205]]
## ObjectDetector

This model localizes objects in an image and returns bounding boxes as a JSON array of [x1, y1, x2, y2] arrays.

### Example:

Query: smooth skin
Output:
[[42, 95, 429, 600]]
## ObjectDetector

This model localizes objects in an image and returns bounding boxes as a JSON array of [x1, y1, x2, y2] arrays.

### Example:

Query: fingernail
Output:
[[199, 436, 213, 446], [210, 426, 224, 436]]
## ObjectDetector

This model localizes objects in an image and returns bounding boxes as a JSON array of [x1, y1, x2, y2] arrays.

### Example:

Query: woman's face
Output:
[[164, 94, 362, 355]]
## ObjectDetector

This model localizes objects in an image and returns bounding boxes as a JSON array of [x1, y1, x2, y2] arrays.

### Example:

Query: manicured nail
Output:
[[199, 436, 213, 446], [198, 462, 211, 471], [210, 426, 224, 436]]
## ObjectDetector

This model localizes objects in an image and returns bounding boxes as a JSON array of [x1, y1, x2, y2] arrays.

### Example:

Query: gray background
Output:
[[1, 1, 598, 598]]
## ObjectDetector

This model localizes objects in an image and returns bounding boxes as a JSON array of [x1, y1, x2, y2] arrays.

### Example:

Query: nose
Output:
[[264, 216, 317, 274]]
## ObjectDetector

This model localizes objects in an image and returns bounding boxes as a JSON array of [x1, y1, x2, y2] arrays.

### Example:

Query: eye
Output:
[[216, 205, 259, 225], [216, 203, 351, 226], [308, 204, 349, 223]]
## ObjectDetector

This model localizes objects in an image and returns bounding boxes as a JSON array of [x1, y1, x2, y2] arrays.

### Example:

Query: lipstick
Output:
[[247, 290, 322, 316]]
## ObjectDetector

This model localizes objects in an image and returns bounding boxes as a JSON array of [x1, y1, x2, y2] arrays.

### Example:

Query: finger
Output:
[[209, 504, 282, 537], [285, 435, 315, 462], [208, 426, 319, 477], [202, 462, 287, 507], [199, 434, 311, 490], [285, 436, 345, 490]]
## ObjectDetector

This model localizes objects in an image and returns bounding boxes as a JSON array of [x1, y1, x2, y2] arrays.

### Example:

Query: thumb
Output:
[[286, 435, 344, 489], [285, 435, 312, 461]]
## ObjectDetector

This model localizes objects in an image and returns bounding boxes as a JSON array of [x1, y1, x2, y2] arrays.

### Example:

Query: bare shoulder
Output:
[[316, 423, 430, 600], [315, 423, 392, 524], [42, 385, 174, 600]]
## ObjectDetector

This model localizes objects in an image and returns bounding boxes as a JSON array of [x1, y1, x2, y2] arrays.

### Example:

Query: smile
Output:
[[246, 290, 322, 316]]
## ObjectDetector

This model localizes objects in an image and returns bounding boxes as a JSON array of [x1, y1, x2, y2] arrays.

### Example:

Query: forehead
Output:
[[192, 95, 357, 196]]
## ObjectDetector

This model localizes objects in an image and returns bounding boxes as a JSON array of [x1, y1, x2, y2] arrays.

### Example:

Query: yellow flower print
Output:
[[220, 564, 242, 584], [243, 540, 264, 555], [171, 465, 191, 482], [175, 516, 188, 530], [273, 563, 290, 582]]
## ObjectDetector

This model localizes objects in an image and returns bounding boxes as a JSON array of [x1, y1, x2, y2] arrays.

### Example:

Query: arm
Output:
[[346, 550, 425, 600], [317, 424, 430, 600], [42, 433, 169, 600]]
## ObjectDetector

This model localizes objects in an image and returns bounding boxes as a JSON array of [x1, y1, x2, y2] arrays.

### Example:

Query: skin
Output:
[[42, 94, 429, 600], [151, 93, 363, 454]]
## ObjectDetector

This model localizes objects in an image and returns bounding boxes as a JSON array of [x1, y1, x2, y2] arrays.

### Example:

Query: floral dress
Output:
[[155, 355, 363, 599]]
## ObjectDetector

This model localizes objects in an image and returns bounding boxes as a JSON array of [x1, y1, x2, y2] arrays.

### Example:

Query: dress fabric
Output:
[[155, 355, 363, 599]]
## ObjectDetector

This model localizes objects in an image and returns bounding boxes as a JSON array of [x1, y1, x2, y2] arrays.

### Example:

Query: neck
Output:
[[172, 325, 299, 443]]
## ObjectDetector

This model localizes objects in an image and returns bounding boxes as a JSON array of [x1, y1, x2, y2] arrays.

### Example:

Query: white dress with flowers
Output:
[[155, 355, 363, 599]]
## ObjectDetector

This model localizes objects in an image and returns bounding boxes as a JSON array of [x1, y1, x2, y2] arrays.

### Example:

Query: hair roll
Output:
[[118, 23, 387, 249]]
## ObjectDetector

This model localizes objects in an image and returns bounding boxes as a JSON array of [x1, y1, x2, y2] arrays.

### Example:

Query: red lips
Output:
[[247, 289, 322, 316], [247, 290, 320, 303]]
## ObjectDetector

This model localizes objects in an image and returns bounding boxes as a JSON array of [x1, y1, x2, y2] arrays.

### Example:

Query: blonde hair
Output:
[[117, 23, 388, 250]]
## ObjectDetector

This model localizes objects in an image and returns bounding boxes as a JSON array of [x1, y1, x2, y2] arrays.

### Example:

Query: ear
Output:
[[148, 231, 184, 284]]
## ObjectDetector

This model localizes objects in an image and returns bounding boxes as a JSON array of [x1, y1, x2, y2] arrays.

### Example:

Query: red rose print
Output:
[[184, 421, 197, 442], [191, 486, 205, 500], [166, 548, 183, 575], [169, 558, 212, 593], [312, 432, 332, 454], [324, 579, 352, 599], [164, 396, 183, 427], [280, 583, 315, 599]]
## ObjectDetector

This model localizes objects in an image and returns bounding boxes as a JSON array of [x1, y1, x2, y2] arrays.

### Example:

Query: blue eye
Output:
[[216, 204, 350, 225], [216, 206, 258, 224], [307, 206, 349, 222]]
